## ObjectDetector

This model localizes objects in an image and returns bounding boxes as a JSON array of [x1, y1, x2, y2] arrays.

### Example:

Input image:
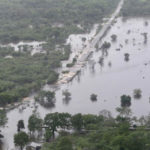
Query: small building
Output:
[[26, 142, 41, 150]]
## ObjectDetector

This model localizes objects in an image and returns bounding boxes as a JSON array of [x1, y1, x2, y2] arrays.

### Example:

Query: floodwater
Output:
[[0, 41, 46, 56], [2, 17, 150, 149]]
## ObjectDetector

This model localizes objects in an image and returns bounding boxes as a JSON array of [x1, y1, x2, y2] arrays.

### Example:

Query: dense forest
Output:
[[0, 0, 120, 44], [11, 107, 150, 150], [122, 0, 150, 16], [0, 0, 120, 106]]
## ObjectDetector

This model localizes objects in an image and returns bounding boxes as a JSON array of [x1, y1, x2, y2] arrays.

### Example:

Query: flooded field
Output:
[[2, 17, 150, 149]]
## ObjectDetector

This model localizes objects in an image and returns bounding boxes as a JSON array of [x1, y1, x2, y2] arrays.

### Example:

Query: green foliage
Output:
[[44, 129, 53, 142], [44, 112, 60, 139], [122, 0, 150, 16], [42, 125, 150, 150], [57, 137, 73, 150], [14, 132, 29, 150], [44, 112, 71, 140], [25, 112, 150, 150], [17, 120, 25, 132], [0, 0, 120, 106], [47, 72, 59, 84], [66, 57, 77, 68], [90, 94, 97, 101], [0, 51, 63, 106], [35, 91, 56, 108], [121, 95, 131, 107], [0, 0, 120, 43], [133, 89, 142, 99], [62, 90, 71, 105], [71, 113, 83, 132], [28, 114, 43, 133], [0, 110, 7, 126]]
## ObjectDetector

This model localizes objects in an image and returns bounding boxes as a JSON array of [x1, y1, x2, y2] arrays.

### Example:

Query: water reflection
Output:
[[62, 90, 72, 105]]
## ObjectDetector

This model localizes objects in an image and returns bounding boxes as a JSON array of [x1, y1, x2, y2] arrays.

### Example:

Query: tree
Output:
[[44, 129, 53, 142], [101, 41, 111, 49], [71, 113, 83, 132], [47, 71, 59, 84], [62, 90, 71, 105], [82, 114, 99, 129], [111, 34, 117, 42], [17, 120, 25, 132], [133, 89, 142, 99], [0, 110, 7, 126], [90, 94, 97, 102], [28, 114, 43, 135], [57, 137, 73, 150], [14, 132, 29, 150], [35, 91, 56, 108], [58, 113, 71, 129], [44, 113, 60, 138], [124, 53, 130, 62], [121, 95, 131, 107], [125, 132, 149, 150], [98, 57, 104, 67]]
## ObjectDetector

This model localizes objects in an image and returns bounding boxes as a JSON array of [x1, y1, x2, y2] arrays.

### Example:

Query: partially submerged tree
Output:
[[101, 41, 111, 49], [90, 94, 97, 102], [44, 112, 60, 139], [14, 132, 29, 150], [121, 95, 131, 107], [133, 89, 142, 99], [44, 112, 71, 140], [17, 120, 25, 132], [62, 90, 71, 105], [28, 114, 43, 136], [141, 32, 148, 44], [98, 57, 104, 67], [111, 34, 117, 42], [124, 53, 130, 62], [35, 91, 56, 108]]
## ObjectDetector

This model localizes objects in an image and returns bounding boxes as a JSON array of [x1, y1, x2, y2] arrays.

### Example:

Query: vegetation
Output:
[[0, 0, 120, 44], [17, 120, 25, 132], [133, 89, 142, 99], [121, 95, 131, 107], [14, 132, 29, 150], [35, 91, 56, 108], [98, 57, 104, 67], [122, 0, 150, 17], [62, 90, 71, 105], [0, 110, 7, 126], [111, 34, 117, 42], [124, 53, 130, 62], [28, 114, 43, 135], [0, 48, 71, 106], [41, 109, 150, 150], [101, 41, 111, 49], [44, 112, 71, 139], [0, 0, 120, 106], [90, 94, 98, 102], [66, 58, 77, 68]]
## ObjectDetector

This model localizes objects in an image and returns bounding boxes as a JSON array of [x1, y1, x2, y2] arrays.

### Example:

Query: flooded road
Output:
[[2, 16, 150, 150]]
